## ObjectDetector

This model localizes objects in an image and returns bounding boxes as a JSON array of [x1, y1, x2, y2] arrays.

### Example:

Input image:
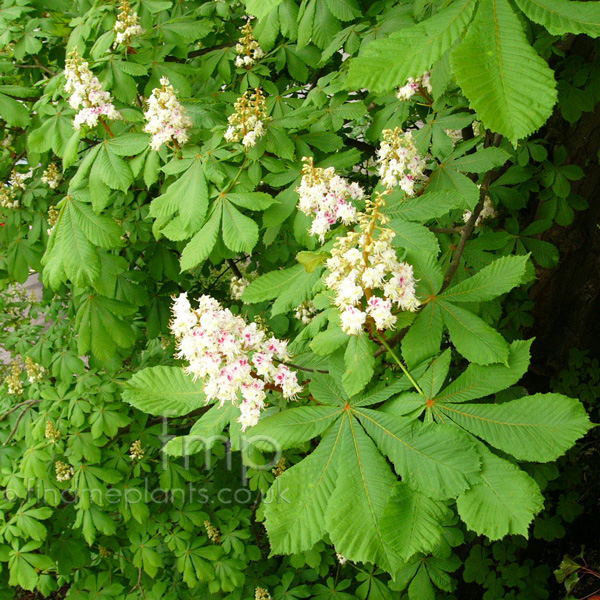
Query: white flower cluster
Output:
[[143, 77, 192, 151], [296, 157, 363, 242], [42, 163, 61, 189], [377, 128, 427, 194], [113, 0, 144, 47], [0, 169, 33, 209], [55, 461, 74, 482], [224, 88, 269, 148], [235, 20, 264, 68], [170, 294, 302, 430], [463, 195, 496, 226], [46, 205, 60, 236], [294, 301, 316, 324], [64, 50, 121, 130], [10, 169, 33, 190], [396, 72, 432, 101], [324, 194, 420, 336]]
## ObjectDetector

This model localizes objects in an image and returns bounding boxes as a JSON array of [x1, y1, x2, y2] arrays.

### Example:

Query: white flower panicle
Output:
[[463, 195, 496, 226], [296, 157, 364, 242], [5, 362, 23, 395], [235, 20, 265, 68], [143, 77, 192, 151], [24, 356, 46, 383], [294, 300, 317, 324], [224, 88, 269, 149], [47, 205, 60, 236], [9, 169, 33, 190], [55, 461, 74, 482], [377, 128, 427, 194], [336, 553, 348, 565], [0, 169, 33, 209], [129, 440, 145, 460], [64, 49, 121, 130], [255, 587, 272, 600], [396, 72, 432, 101], [113, 0, 144, 47], [42, 163, 61, 189], [324, 193, 420, 336], [170, 294, 302, 430]]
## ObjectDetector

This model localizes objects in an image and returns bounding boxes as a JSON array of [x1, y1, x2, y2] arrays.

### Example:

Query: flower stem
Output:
[[375, 332, 424, 396]]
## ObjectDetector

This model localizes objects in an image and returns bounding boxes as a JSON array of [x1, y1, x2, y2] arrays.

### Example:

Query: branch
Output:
[[3, 401, 39, 445], [439, 132, 503, 293]]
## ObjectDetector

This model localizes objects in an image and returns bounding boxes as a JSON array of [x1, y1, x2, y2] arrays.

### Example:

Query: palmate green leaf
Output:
[[247, 405, 343, 450], [345, 0, 476, 92], [180, 203, 222, 271], [92, 144, 133, 191], [439, 300, 509, 365], [456, 445, 544, 539], [451, 0, 557, 145], [227, 192, 277, 211], [165, 404, 235, 456], [0, 91, 30, 127], [75, 294, 136, 363], [150, 158, 209, 236], [437, 393, 593, 461], [417, 350, 452, 399], [343, 335, 376, 396], [435, 339, 532, 404], [264, 421, 342, 555], [221, 200, 259, 253], [402, 302, 444, 369], [380, 483, 448, 561], [390, 220, 440, 255], [122, 366, 206, 417], [356, 408, 481, 499], [439, 254, 529, 303], [325, 415, 403, 572], [244, 0, 284, 19], [448, 147, 511, 173], [514, 0, 600, 37], [383, 189, 465, 222]]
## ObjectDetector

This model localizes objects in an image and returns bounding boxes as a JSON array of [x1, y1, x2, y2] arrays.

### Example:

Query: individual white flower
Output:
[[376, 128, 427, 194], [339, 305, 367, 335], [64, 49, 121, 130], [170, 294, 302, 430], [296, 157, 363, 242], [143, 77, 192, 151], [396, 72, 432, 101], [225, 88, 269, 149], [234, 20, 264, 68]]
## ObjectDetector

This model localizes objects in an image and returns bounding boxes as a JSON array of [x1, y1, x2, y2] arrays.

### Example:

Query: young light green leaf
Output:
[[180, 204, 222, 271]]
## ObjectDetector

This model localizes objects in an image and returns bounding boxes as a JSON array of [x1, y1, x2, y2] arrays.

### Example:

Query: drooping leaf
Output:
[[451, 0, 557, 144]]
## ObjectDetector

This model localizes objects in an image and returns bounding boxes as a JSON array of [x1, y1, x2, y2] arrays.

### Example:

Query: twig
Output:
[[439, 133, 503, 293], [0, 398, 41, 423], [273, 358, 329, 374], [374, 332, 424, 396], [3, 402, 38, 445], [430, 226, 465, 235], [16, 61, 56, 77], [227, 258, 243, 279]]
